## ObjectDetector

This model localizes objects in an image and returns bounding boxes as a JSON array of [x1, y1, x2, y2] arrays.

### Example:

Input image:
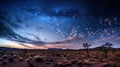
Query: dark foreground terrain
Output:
[[0, 47, 120, 67]]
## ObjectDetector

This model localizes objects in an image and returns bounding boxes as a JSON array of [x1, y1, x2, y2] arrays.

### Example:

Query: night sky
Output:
[[0, 0, 120, 49]]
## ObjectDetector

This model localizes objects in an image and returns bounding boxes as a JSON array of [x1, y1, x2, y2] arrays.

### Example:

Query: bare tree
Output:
[[100, 42, 113, 58], [83, 43, 91, 58]]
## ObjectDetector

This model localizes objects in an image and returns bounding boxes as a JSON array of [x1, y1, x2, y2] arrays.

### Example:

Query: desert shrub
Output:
[[54, 63, 67, 67], [2, 55, 7, 59], [59, 64, 67, 67], [44, 61, 50, 64], [26, 57, 32, 62], [1, 61, 7, 65], [55, 53, 61, 57], [54, 61, 68, 67], [28, 62, 34, 67], [8, 57, 14, 62], [0, 58, 3, 61], [103, 63, 110, 67], [18, 57, 23, 62], [103, 63, 117, 67], [27, 57, 32, 61], [46, 58, 53, 62], [71, 60, 77, 64], [13, 55, 17, 58], [34, 55, 44, 62], [77, 62, 83, 67], [65, 63, 72, 66]]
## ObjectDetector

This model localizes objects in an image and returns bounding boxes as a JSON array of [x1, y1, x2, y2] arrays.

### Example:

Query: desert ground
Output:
[[0, 48, 120, 67]]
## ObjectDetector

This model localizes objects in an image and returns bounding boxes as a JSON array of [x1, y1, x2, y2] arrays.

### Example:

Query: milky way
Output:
[[0, 0, 120, 49]]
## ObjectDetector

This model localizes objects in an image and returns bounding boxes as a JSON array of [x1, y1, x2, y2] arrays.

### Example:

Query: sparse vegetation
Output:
[[0, 43, 120, 67]]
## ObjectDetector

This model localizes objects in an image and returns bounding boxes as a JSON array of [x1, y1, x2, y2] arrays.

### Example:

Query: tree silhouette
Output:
[[83, 43, 91, 58], [100, 42, 113, 58]]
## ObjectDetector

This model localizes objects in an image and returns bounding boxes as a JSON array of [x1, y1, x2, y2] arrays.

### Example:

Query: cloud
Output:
[[48, 36, 78, 44], [19, 43, 34, 48], [16, 36, 79, 46], [0, 14, 18, 38], [0, 14, 82, 46], [0, 14, 80, 46]]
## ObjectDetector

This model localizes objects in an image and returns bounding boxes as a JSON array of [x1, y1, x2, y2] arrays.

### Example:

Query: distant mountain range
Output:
[[0, 47, 20, 50]]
